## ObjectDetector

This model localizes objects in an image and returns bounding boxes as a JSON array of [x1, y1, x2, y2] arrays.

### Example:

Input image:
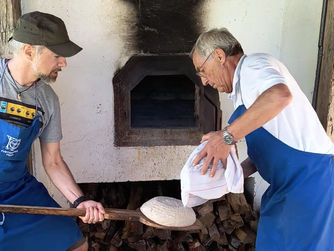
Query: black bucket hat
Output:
[[11, 11, 82, 57]]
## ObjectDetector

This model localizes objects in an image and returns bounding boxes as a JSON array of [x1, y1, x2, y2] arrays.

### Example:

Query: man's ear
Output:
[[22, 44, 35, 61], [214, 48, 226, 65]]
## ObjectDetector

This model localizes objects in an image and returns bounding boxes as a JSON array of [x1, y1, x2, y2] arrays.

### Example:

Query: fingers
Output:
[[99, 212, 104, 222], [97, 203, 105, 221], [200, 155, 212, 175], [195, 131, 231, 177], [222, 159, 227, 170], [195, 132, 217, 165], [85, 207, 93, 224], [201, 135, 209, 143], [192, 149, 207, 166], [93, 207, 99, 223], [200, 132, 213, 143], [80, 205, 105, 224], [80, 208, 89, 223], [210, 158, 219, 177], [97, 203, 105, 214]]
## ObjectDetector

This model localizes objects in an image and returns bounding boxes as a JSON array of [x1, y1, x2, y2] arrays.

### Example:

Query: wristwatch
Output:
[[222, 126, 236, 145]]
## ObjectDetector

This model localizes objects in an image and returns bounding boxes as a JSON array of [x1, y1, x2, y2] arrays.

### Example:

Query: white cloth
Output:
[[229, 53, 334, 154], [180, 141, 244, 207]]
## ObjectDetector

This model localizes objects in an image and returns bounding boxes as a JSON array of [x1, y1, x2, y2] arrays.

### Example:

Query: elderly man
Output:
[[0, 11, 104, 251], [191, 28, 334, 250]]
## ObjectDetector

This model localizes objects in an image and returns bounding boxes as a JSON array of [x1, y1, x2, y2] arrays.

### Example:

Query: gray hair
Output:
[[9, 39, 45, 57], [190, 28, 243, 58]]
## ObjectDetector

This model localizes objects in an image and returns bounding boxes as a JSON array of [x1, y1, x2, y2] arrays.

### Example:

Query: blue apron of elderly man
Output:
[[0, 11, 105, 251], [191, 28, 334, 250]]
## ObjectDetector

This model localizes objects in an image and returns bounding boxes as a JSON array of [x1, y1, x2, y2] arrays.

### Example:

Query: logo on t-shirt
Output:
[[1, 135, 21, 157]]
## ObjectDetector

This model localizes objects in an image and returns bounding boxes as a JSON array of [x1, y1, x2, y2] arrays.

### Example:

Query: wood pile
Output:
[[78, 182, 258, 251]]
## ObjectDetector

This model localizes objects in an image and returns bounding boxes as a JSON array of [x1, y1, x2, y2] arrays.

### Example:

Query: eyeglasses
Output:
[[196, 51, 214, 77]]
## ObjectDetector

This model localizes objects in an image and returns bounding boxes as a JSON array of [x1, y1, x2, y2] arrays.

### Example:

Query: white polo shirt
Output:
[[229, 53, 334, 154]]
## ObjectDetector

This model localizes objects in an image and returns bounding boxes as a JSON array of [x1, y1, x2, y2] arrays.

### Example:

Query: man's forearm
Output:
[[44, 158, 84, 204], [40, 141, 84, 204], [228, 84, 292, 142]]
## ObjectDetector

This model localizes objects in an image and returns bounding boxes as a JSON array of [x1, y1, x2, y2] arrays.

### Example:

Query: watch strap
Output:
[[71, 196, 89, 208]]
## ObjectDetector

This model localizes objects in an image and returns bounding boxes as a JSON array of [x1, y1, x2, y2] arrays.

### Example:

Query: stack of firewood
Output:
[[78, 182, 258, 251], [192, 193, 258, 250]]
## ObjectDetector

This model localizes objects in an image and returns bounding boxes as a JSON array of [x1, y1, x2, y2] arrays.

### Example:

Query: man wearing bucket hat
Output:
[[190, 28, 334, 250], [0, 11, 104, 251]]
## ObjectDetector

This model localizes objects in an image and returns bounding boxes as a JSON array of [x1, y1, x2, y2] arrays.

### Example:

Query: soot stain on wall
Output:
[[124, 0, 204, 54]]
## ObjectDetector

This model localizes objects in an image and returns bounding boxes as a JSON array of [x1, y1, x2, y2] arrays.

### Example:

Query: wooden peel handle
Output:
[[0, 204, 86, 217], [0, 204, 142, 221]]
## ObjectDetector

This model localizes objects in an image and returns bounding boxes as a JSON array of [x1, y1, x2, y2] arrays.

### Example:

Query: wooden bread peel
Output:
[[0, 204, 202, 231]]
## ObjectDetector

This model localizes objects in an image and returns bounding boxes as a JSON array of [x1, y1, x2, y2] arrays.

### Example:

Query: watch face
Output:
[[223, 134, 233, 145], [222, 130, 234, 145]]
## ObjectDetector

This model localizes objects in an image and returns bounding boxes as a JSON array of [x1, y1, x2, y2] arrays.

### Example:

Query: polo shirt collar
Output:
[[228, 54, 247, 101]]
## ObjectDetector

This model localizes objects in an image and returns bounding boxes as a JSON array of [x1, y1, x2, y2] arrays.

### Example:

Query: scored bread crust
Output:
[[140, 196, 196, 227]]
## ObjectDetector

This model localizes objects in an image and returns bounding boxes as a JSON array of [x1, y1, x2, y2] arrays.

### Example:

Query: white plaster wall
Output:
[[21, 0, 322, 208], [280, 0, 322, 101]]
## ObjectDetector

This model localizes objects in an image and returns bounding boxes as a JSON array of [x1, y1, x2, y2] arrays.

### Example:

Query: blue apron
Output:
[[0, 64, 83, 250], [229, 105, 334, 250]]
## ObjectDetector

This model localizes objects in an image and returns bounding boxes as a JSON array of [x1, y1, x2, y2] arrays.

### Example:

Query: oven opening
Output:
[[131, 74, 197, 128]]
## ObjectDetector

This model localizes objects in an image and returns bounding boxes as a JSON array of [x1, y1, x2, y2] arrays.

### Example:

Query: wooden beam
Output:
[[325, 66, 334, 140], [315, 0, 334, 132], [0, 0, 21, 57]]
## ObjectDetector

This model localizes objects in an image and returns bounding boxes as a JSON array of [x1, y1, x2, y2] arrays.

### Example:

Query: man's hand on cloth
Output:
[[192, 131, 232, 177]]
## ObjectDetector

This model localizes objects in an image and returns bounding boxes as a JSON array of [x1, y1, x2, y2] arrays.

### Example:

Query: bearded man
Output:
[[0, 11, 105, 251]]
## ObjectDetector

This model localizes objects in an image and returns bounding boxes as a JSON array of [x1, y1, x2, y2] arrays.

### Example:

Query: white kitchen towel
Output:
[[180, 141, 244, 207]]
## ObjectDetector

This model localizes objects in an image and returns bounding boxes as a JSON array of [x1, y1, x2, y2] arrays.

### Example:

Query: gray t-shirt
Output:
[[0, 58, 62, 142]]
